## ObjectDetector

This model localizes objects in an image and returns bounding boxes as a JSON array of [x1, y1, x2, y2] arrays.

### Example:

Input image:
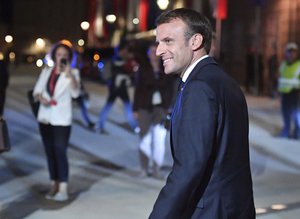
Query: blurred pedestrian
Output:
[[245, 44, 264, 94], [75, 82, 95, 128], [268, 43, 278, 98], [149, 8, 255, 218], [72, 50, 95, 129], [33, 40, 80, 201], [133, 42, 175, 179], [277, 42, 300, 139], [95, 42, 138, 133], [0, 53, 9, 116]]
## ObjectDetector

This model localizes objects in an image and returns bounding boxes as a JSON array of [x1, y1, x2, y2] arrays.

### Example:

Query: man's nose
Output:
[[156, 43, 163, 56]]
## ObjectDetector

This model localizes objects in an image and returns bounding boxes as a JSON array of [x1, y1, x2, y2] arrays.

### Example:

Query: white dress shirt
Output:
[[182, 55, 209, 82]]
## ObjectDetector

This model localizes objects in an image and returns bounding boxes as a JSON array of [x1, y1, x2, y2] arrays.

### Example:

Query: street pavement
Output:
[[1, 64, 300, 218]]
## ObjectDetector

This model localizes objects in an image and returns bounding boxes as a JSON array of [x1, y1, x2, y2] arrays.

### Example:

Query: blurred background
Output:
[[1, 1, 300, 218], [0, 0, 295, 94]]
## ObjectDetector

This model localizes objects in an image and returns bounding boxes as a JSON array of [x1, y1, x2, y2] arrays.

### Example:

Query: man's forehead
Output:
[[156, 20, 186, 39]]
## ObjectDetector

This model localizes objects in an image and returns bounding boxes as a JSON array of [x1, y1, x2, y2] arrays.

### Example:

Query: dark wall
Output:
[[11, 0, 86, 54], [0, 0, 13, 25], [219, 0, 255, 86]]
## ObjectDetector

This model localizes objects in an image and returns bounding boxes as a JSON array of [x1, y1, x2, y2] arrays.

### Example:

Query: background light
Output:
[[9, 52, 15, 61], [81, 21, 90, 31], [27, 56, 34, 63], [78, 39, 85, 46], [36, 38, 46, 48], [106, 14, 117, 23], [98, 61, 104, 69], [47, 59, 54, 67], [157, 0, 169, 10], [43, 53, 54, 67], [93, 54, 100, 61], [0, 52, 4, 60], [133, 18, 140, 25], [5, 35, 13, 43], [36, 59, 43, 67]]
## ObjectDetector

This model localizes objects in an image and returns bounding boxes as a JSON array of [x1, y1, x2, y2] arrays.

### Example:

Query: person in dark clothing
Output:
[[95, 43, 138, 133], [246, 45, 264, 94], [149, 8, 255, 218], [0, 57, 9, 116], [133, 42, 176, 179], [72, 50, 95, 129], [268, 45, 278, 98], [75, 82, 95, 128]]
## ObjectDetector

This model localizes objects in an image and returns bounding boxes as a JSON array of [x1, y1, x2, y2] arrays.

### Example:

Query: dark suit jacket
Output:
[[149, 57, 255, 219]]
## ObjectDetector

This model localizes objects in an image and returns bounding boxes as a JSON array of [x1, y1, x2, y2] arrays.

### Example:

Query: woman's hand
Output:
[[36, 94, 51, 106], [63, 63, 72, 78], [40, 96, 51, 106]]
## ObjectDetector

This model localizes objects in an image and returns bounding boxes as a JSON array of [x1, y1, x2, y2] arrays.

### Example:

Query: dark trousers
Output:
[[0, 89, 6, 116], [76, 95, 93, 125], [98, 85, 137, 130], [281, 90, 300, 138], [39, 123, 71, 182]]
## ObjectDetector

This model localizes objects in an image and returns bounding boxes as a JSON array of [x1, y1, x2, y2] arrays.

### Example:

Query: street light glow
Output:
[[133, 18, 140, 25], [81, 21, 90, 31], [9, 52, 15, 61], [93, 54, 100, 61], [36, 38, 46, 48], [157, 0, 169, 10], [47, 59, 54, 67], [5, 35, 13, 43], [106, 14, 117, 23], [36, 59, 43, 67], [78, 39, 85, 47], [27, 56, 34, 63]]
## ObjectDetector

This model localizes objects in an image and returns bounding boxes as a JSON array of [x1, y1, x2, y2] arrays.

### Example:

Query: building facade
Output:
[[1, 0, 300, 93]]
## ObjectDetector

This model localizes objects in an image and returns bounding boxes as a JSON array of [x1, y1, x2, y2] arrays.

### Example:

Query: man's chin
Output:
[[163, 68, 175, 75]]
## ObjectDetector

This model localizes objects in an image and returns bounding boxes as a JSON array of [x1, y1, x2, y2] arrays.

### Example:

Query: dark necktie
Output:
[[178, 80, 185, 92]]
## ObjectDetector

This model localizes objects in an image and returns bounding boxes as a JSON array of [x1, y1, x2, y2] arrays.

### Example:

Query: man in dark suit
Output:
[[149, 8, 255, 219]]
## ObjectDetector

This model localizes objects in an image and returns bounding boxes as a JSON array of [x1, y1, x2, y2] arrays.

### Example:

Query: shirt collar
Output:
[[182, 55, 209, 82]]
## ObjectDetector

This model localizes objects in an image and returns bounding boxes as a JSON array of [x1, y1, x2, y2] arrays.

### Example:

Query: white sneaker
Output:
[[45, 189, 57, 200], [45, 193, 55, 200], [52, 192, 69, 202]]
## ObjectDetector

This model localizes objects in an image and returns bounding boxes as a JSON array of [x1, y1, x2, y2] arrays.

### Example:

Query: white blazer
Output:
[[33, 66, 80, 126]]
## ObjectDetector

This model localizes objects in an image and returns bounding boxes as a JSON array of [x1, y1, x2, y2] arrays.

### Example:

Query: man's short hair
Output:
[[156, 8, 212, 53]]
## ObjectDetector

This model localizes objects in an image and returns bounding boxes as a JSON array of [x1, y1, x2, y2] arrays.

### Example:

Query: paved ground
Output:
[[1, 64, 300, 218]]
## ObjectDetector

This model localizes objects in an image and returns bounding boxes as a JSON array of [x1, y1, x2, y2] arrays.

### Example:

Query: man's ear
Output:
[[191, 33, 203, 51]]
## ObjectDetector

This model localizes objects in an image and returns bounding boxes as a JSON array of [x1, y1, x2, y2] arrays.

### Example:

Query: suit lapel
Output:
[[170, 57, 218, 155], [186, 57, 217, 83], [172, 57, 217, 119]]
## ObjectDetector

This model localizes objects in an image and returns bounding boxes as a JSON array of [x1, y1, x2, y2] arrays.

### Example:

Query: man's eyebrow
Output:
[[161, 37, 173, 42]]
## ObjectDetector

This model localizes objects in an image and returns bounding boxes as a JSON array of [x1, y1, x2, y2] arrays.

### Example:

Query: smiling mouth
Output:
[[163, 58, 172, 64]]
